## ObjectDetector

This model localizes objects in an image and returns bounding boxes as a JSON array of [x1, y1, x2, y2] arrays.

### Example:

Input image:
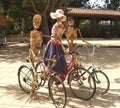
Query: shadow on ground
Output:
[[0, 84, 53, 105], [0, 43, 29, 63], [65, 86, 120, 108], [0, 83, 119, 108], [0, 43, 120, 69]]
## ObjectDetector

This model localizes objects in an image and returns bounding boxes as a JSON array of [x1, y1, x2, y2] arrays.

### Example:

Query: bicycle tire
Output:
[[68, 67, 96, 101], [48, 74, 67, 108], [18, 65, 34, 93], [91, 70, 110, 95], [35, 61, 45, 73]]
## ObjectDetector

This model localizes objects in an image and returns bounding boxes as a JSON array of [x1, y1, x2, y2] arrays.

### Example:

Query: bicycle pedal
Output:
[[82, 77, 87, 81], [41, 76, 46, 80], [55, 79, 61, 85], [35, 84, 39, 90], [41, 72, 49, 81]]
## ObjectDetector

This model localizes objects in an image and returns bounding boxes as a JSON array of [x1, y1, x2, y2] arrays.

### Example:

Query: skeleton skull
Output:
[[33, 14, 42, 29]]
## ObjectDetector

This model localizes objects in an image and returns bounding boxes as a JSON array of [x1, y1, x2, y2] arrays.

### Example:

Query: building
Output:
[[66, 8, 120, 38]]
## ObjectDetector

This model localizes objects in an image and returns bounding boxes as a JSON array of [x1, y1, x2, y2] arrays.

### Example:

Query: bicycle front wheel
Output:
[[48, 74, 67, 108], [18, 65, 34, 93], [69, 67, 96, 101], [92, 70, 110, 95]]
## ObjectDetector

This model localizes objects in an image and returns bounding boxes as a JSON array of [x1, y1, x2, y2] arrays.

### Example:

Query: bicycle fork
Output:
[[92, 69, 101, 84]]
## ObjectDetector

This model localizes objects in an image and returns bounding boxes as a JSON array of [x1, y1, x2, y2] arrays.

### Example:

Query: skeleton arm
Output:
[[77, 28, 91, 45]]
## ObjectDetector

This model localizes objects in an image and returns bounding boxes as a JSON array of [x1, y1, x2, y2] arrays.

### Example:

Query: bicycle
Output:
[[36, 51, 96, 101], [78, 45, 110, 95], [18, 52, 67, 108]]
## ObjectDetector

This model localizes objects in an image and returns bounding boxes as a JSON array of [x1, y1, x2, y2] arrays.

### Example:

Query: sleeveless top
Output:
[[51, 22, 64, 40]]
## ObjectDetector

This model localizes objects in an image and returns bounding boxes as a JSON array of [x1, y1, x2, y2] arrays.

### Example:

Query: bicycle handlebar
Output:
[[79, 44, 101, 48]]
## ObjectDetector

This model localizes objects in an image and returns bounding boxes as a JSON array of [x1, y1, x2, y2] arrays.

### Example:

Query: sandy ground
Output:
[[0, 42, 120, 108]]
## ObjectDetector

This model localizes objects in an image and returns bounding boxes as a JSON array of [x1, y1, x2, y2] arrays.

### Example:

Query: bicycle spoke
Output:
[[94, 71, 110, 95], [48, 75, 67, 108], [69, 67, 96, 100], [18, 65, 34, 93]]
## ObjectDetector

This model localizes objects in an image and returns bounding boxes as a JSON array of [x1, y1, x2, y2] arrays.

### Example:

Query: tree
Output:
[[105, 0, 120, 10], [0, 0, 90, 35]]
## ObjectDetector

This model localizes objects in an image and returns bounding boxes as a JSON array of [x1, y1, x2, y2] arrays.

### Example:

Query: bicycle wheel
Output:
[[91, 70, 110, 95], [35, 61, 45, 73], [35, 61, 46, 86], [35, 61, 45, 77], [18, 65, 34, 93], [68, 67, 96, 101], [48, 74, 67, 108]]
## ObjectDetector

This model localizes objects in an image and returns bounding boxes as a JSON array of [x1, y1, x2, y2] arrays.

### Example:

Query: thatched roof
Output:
[[67, 8, 120, 20]]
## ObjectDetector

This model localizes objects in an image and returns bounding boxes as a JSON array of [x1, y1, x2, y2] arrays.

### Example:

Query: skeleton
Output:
[[29, 14, 43, 99], [65, 17, 78, 51], [65, 17, 90, 51], [29, 14, 42, 64]]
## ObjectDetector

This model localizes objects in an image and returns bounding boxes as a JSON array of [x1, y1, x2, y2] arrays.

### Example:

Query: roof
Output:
[[67, 8, 120, 20]]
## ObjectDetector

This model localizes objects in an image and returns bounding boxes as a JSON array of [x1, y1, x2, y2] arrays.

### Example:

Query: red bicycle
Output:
[[36, 51, 96, 101]]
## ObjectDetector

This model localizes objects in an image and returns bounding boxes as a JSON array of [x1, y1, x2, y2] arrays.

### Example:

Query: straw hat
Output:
[[50, 9, 67, 21]]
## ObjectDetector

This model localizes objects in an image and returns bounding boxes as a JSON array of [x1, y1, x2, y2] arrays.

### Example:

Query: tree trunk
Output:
[[41, 12, 50, 44], [41, 12, 50, 35]]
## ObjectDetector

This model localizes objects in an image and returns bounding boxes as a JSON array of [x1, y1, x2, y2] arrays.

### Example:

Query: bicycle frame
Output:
[[82, 45, 101, 83], [65, 55, 76, 72], [60, 52, 78, 80]]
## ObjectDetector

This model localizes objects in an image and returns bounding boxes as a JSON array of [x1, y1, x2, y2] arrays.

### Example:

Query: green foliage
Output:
[[0, 0, 90, 35], [0, 7, 4, 14], [0, 0, 120, 38], [80, 20, 120, 38], [105, 0, 120, 10], [0, 26, 9, 38]]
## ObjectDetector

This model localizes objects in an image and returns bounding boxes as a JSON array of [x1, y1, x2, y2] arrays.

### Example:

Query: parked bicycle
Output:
[[18, 52, 67, 108], [78, 45, 110, 95]]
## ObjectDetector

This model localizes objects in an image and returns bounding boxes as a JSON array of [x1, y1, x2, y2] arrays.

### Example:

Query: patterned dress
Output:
[[43, 22, 67, 74]]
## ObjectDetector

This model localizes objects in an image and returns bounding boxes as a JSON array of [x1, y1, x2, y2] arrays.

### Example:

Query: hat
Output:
[[50, 9, 67, 21]]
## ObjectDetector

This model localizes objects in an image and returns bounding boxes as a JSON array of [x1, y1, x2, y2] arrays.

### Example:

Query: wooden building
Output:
[[67, 8, 120, 20], [66, 8, 120, 38]]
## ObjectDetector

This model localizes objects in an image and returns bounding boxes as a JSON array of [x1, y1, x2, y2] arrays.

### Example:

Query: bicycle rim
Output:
[[48, 75, 67, 108], [35, 61, 45, 73], [35, 61, 45, 86], [18, 65, 34, 93], [69, 67, 96, 101], [93, 70, 110, 95]]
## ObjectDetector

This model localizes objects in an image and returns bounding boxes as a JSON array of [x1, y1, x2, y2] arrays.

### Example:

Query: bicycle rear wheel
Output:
[[91, 70, 110, 95], [69, 67, 96, 101], [18, 65, 34, 93], [48, 74, 67, 108], [35, 61, 45, 73]]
